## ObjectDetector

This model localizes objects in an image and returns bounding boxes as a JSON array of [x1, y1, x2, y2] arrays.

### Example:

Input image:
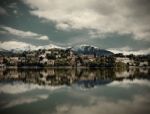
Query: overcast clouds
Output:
[[0, 0, 150, 54]]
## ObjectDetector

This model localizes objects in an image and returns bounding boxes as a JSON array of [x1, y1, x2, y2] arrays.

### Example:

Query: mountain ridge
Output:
[[0, 44, 113, 56]]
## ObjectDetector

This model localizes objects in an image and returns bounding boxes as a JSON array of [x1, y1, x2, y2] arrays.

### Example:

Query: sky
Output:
[[0, 0, 150, 54]]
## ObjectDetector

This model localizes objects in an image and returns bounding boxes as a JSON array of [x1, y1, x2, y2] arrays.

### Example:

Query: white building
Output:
[[139, 61, 148, 67], [40, 58, 48, 64], [45, 50, 52, 54], [115, 57, 135, 65], [47, 60, 55, 66]]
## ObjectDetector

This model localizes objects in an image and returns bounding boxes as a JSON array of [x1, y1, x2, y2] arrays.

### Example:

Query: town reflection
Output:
[[0, 67, 149, 88]]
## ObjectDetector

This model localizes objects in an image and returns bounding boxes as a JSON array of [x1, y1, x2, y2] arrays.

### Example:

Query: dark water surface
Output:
[[0, 67, 150, 114]]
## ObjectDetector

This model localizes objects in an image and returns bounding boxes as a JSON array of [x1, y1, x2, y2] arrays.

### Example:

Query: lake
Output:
[[0, 67, 150, 114]]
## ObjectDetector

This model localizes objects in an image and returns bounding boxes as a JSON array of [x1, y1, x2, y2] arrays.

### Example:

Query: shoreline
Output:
[[0, 66, 150, 69]]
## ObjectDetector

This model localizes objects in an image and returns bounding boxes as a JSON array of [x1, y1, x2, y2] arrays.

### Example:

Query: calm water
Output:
[[0, 67, 150, 114]]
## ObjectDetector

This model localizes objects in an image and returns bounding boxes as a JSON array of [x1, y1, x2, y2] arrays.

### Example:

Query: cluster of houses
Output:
[[114, 53, 149, 67], [0, 48, 149, 68], [0, 48, 79, 67]]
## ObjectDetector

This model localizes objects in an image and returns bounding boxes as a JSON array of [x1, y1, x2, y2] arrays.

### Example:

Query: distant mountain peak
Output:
[[73, 44, 113, 56]]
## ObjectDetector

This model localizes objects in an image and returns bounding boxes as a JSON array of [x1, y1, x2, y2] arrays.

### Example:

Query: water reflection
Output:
[[0, 68, 149, 87], [0, 68, 150, 114]]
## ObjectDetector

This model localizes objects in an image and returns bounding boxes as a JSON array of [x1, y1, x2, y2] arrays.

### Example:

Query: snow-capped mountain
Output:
[[0, 44, 64, 52], [0, 44, 113, 56], [72, 45, 114, 56], [0, 48, 9, 52], [0, 48, 14, 56], [35, 44, 65, 50], [0, 44, 63, 55]]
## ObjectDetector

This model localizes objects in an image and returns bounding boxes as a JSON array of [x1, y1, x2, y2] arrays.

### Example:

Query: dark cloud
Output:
[[128, 0, 150, 12], [0, 6, 7, 15]]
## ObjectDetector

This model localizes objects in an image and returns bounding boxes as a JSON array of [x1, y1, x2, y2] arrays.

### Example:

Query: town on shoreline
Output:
[[0, 48, 150, 68]]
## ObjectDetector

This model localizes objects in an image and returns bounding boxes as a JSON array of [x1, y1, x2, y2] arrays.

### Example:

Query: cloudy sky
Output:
[[0, 0, 150, 54]]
